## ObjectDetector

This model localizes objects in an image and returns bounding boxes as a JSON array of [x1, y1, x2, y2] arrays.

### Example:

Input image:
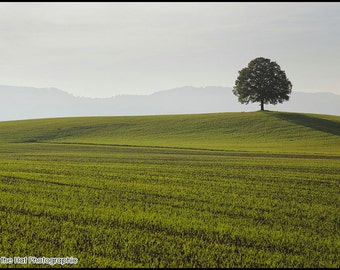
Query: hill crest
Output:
[[0, 111, 339, 155]]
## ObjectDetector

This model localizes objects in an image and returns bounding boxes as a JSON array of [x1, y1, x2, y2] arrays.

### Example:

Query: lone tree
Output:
[[233, 57, 292, 111]]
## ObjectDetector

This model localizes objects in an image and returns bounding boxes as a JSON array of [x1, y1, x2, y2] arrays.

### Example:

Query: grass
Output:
[[0, 111, 339, 154], [0, 111, 339, 267]]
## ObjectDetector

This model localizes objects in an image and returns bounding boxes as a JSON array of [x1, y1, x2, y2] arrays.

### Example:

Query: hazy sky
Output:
[[0, 2, 339, 98]]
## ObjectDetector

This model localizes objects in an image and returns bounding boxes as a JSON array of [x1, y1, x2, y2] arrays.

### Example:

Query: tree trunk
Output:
[[260, 100, 264, 111]]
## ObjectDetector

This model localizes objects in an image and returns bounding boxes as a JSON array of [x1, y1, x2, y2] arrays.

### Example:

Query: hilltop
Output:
[[0, 111, 339, 155]]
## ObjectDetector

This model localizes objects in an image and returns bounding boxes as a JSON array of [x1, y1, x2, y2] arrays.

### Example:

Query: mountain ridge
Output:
[[0, 85, 339, 121]]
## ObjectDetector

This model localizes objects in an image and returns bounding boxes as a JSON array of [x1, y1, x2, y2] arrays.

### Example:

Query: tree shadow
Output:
[[272, 112, 340, 136]]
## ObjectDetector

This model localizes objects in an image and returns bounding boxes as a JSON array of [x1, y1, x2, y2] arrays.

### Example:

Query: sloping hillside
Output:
[[0, 111, 339, 154]]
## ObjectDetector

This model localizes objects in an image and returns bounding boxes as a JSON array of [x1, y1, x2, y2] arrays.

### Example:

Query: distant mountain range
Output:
[[0, 85, 339, 121]]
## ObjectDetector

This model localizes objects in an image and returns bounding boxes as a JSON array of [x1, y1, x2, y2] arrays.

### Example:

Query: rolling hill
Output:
[[0, 111, 339, 155], [1, 111, 339, 268]]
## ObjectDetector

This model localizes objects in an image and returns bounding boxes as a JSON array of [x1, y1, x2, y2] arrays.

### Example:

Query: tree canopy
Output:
[[233, 57, 292, 110]]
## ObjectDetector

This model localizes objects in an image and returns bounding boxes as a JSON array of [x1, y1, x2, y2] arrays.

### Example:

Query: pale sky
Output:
[[0, 2, 339, 98]]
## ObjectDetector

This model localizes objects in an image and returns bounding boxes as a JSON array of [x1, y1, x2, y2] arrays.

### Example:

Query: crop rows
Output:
[[0, 143, 339, 267]]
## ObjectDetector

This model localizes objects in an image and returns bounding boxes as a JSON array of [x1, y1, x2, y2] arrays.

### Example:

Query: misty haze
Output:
[[1, 85, 340, 121]]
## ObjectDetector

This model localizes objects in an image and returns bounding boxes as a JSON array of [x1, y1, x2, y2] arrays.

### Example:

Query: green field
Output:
[[0, 111, 339, 267]]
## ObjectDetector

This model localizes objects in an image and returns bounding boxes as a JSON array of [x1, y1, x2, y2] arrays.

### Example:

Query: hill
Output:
[[0, 85, 340, 121], [1, 111, 339, 268], [0, 111, 339, 155]]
